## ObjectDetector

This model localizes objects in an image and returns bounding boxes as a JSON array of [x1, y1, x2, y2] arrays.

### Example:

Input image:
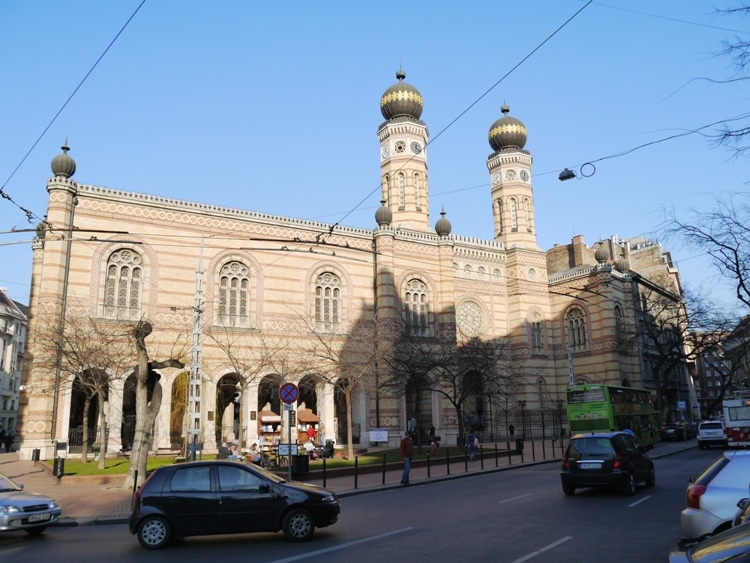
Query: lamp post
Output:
[[519, 400, 526, 439], [557, 400, 564, 446]]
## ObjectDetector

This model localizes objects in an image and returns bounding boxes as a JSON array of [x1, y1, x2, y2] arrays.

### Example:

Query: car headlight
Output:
[[49, 500, 59, 509], [0, 505, 21, 514], [320, 495, 337, 504]]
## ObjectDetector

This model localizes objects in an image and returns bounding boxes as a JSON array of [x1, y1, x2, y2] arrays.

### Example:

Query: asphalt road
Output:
[[0, 448, 721, 563]]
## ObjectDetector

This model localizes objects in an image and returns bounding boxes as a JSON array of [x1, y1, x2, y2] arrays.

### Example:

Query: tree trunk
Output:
[[81, 395, 91, 462], [346, 389, 354, 460], [97, 395, 107, 470], [125, 322, 154, 490]]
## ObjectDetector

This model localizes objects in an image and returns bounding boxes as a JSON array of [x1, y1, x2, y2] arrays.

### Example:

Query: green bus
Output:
[[566, 384, 660, 447]]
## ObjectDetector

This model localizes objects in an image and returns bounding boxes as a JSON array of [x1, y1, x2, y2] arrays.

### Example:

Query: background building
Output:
[[0, 288, 26, 433]]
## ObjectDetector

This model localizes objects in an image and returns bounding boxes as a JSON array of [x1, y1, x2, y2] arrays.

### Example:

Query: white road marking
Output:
[[628, 495, 652, 507], [512, 536, 574, 563], [268, 527, 414, 562], [498, 493, 533, 504]]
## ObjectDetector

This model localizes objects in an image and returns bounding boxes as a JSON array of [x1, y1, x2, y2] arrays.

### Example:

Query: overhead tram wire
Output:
[[0, 0, 147, 224], [322, 0, 594, 236]]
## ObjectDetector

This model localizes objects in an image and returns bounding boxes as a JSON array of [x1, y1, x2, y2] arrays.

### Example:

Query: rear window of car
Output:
[[568, 437, 615, 457], [693, 456, 730, 487], [700, 422, 723, 430]]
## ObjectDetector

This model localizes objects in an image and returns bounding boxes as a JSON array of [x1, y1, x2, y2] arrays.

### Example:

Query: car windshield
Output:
[[0, 475, 21, 492]]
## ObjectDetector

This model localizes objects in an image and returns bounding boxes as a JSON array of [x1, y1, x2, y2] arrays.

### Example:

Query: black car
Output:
[[128, 461, 340, 549], [661, 424, 686, 442], [560, 431, 655, 496]]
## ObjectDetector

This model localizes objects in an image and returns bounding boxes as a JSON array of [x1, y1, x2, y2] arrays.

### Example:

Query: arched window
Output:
[[315, 272, 341, 331], [405, 279, 429, 337], [530, 312, 544, 354], [537, 378, 547, 408], [497, 199, 503, 234], [414, 173, 422, 209], [103, 249, 143, 320], [566, 308, 588, 351], [523, 197, 534, 232], [383, 174, 391, 205], [614, 305, 625, 344], [509, 198, 518, 229], [218, 261, 251, 327], [398, 173, 406, 208]]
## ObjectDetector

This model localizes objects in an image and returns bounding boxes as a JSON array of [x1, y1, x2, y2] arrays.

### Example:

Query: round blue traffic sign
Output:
[[279, 382, 299, 405]]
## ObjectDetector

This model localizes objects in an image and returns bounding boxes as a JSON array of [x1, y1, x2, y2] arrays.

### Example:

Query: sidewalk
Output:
[[0, 439, 696, 527]]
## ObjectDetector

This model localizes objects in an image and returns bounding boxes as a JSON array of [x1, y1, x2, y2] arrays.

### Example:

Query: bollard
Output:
[[53, 457, 65, 480], [354, 456, 359, 489], [382, 454, 387, 486]]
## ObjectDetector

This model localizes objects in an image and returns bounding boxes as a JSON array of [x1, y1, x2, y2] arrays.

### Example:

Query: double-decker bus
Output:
[[723, 393, 750, 447], [566, 384, 660, 447]]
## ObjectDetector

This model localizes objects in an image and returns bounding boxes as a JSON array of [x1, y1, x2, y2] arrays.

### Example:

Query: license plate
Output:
[[27, 513, 51, 522], [578, 463, 601, 469]]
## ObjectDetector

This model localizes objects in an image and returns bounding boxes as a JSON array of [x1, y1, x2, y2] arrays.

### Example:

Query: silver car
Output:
[[0, 473, 61, 535], [681, 450, 750, 540]]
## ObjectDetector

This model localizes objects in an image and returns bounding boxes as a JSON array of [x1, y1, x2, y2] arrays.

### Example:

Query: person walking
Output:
[[400, 432, 414, 486], [468, 429, 478, 460]]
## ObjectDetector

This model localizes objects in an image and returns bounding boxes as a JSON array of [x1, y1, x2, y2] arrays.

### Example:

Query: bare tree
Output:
[[125, 321, 185, 489], [37, 305, 133, 468], [205, 327, 289, 449], [304, 319, 378, 460]]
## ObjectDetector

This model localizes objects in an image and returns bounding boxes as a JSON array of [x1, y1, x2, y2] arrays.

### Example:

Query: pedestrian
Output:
[[429, 425, 436, 455], [3, 431, 14, 453], [400, 431, 413, 486], [307, 425, 315, 444], [468, 429, 477, 460]]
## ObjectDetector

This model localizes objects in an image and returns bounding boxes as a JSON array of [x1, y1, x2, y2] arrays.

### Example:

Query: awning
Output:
[[259, 410, 282, 422], [297, 409, 320, 423]]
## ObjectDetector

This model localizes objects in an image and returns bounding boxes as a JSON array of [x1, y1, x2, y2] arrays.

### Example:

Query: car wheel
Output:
[[562, 482, 575, 496], [282, 508, 315, 542], [623, 472, 636, 496], [24, 525, 47, 536], [645, 465, 655, 488], [137, 515, 172, 549]]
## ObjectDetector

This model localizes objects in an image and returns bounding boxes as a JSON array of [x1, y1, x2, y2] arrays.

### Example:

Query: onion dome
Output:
[[380, 69, 423, 120], [488, 105, 527, 151], [375, 200, 392, 226], [595, 245, 609, 264], [435, 209, 452, 237], [618, 257, 631, 273], [51, 143, 76, 178]]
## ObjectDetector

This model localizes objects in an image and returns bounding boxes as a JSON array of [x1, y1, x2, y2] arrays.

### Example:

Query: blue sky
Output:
[[1, 1, 749, 311]]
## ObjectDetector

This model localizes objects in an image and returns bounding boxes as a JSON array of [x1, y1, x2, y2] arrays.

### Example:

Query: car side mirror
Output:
[[259, 483, 270, 493], [737, 498, 749, 509]]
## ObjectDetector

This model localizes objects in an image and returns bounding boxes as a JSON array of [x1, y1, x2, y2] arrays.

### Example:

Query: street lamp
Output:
[[519, 400, 526, 439]]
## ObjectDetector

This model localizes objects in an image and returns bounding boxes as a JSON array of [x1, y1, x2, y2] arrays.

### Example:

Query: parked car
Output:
[[684, 422, 699, 440], [697, 420, 727, 449], [560, 431, 655, 496], [661, 424, 686, 442], [0, 472, 61, 535], [670, 521, 750, 562], [129, 460, 340, 549], [681, 450, 750, 540]]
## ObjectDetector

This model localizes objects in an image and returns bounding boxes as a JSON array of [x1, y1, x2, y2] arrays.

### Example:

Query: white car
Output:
[[681, 450, 750, 540], [0, 473, 61, 535], [697, 421, 727, 449]]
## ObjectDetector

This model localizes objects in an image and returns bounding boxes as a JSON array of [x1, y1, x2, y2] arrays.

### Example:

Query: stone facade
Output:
[[16, 72, 691, 460]]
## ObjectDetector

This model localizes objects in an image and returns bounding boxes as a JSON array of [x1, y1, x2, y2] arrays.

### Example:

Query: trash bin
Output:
[[53, 457, 65, 478], [31, 449, 40, 463], [292, 455, 309, 475], [515, 438, 524, 452]]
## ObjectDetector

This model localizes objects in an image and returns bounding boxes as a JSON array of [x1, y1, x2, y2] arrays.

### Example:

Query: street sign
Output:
[[279, 382, 299, 405]]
